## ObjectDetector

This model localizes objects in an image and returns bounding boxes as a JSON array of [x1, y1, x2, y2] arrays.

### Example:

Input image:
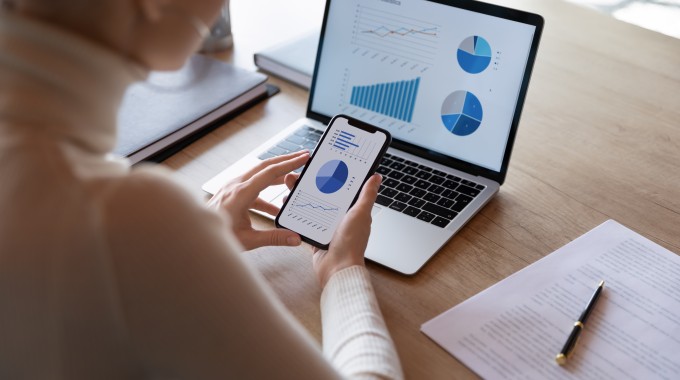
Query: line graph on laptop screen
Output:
[[351, 4, 439, 73]]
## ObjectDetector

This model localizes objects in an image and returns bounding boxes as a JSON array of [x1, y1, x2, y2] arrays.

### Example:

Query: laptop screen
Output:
[[309, 0, 542, 180]]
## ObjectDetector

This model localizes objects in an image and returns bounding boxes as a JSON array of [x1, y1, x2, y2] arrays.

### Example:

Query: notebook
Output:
[[115, 54, 268, 164], [254, 31, 318, 89], [203, 0, 544, 275]]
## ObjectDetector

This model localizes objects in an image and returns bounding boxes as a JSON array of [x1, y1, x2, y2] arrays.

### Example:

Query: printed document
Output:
[[422, 220, 680, 379]]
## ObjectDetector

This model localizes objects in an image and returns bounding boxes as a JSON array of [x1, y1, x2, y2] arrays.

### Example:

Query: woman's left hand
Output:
[[208, 150, 309, 250]]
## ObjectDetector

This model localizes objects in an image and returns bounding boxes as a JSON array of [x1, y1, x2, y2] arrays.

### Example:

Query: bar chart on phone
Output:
[[327, 128, 377, 163]]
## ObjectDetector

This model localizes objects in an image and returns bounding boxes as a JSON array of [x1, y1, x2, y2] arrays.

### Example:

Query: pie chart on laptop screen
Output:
[[441, 90, 483, 136], [316, 159, 349, 194], [457, 36, 492, 74]]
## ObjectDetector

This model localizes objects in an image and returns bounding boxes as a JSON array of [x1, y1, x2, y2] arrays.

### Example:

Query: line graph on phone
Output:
[[286, 190, 340, 232]]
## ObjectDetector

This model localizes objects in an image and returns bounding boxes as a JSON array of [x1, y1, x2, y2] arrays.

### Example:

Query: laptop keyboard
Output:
[[257, 125, 485, 228]]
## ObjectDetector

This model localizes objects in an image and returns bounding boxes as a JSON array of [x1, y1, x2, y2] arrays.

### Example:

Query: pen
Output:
[[555, 280, 605, 365]]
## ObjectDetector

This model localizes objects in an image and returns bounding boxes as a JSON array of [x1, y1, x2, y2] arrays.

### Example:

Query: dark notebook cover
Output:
[[115, 54, 269, 164]]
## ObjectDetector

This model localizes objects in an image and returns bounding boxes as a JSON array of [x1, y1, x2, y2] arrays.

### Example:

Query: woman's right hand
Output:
[[284, 172, 382, 288]]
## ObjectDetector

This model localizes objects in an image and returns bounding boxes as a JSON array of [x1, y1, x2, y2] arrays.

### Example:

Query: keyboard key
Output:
[[267, 146, 287, 156], [382, 188, 398, 198], [293, 128, 310, 137], [433, 170, 447, 177], [377, 166, 391, 175], [258, 152, 275, 160], [404, 166, 419, 175], [401, 175, 417, 185], [278, 140, 302, 152], [395, 192, 412, 203], [456, 184, 480, 197], [423, 193, 441, 203], [303, 141, 317, 149], [436, 198, 455, 208], [441, 189, 457, 199], [409, 188, 427, 198], [408, 198, 425, 208], [417, 211, 435, 223], [446, 174, 461, 181], [379, 184, 386, 193], [404, 160, 417, 167], [376, 195, 393, 207], [417, 165, 432, 172], [428, 184, 445, 194], [384, 178, 400, 188], [286, 135, 306, 145], [451, 194, 472, 212], [396, 183, 413, 193], [403, 206, 421, 217], [384, 153, 394, 158], [386, 171, 405, 180], [462, 179, 476, 187], [415, 171, 432, 180], [475, 184, 486, 190], [422, 202, 458, 220], [392, 156, 405, 162], [430, 175, 445, 185], [431, 217, 451, 228], [443, 180, 459, 190], [389, 201, 407, 212], [389, 162, 406, 171], [414, 180, 430, 189], [382, 158, 393, 166]]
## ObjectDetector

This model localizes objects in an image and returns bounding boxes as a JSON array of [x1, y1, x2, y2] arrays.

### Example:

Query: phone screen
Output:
[[277, 115, 390, 248]]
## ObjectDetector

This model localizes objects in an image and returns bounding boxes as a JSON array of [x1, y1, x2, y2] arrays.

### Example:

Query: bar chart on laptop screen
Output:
[[349, 77, 420, 123]]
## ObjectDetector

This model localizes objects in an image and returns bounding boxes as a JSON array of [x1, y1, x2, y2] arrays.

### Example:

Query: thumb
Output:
[[352, 174, 382, 212], [246, 229, 302, 249]]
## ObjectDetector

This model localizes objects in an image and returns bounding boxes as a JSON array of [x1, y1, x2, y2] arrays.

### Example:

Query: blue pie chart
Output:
[[441, 90, 483, 136], [457, 36, 492, 74], [316, 159, 349, 194]]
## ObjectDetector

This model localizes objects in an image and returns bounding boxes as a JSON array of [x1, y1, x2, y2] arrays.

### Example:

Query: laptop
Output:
[[203, 0, 544, 275]]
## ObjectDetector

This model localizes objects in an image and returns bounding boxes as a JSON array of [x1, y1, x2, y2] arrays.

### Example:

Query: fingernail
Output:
[[287, 235, 301, 245]]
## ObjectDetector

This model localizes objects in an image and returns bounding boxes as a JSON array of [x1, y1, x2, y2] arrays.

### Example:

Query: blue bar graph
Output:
[[350, 78, 420, 122], [333, 130, 359, 151]]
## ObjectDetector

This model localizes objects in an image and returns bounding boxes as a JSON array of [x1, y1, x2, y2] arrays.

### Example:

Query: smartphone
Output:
[[276, 115, 391, 249]]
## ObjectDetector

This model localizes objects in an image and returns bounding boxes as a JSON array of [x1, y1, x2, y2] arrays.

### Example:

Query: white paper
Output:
[[422, 220, 680, 380]]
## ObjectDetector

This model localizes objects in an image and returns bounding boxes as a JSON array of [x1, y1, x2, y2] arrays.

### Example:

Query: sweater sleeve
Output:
[[321, 266, 404, 380], [103, 169, 402, 380]]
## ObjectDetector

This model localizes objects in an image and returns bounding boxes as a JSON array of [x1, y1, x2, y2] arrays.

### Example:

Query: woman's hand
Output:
[[208, 151, 309, 250], [284, 172, 382, 288]]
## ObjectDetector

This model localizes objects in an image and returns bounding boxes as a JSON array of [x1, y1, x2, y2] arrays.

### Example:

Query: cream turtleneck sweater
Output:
[[0, 13, 402, 380]]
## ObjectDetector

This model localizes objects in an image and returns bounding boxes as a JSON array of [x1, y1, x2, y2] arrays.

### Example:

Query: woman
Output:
[[0, 0, 403, 378]]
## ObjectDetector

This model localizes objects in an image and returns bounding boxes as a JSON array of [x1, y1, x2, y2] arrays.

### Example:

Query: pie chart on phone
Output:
[[316, 160, 349, 194]]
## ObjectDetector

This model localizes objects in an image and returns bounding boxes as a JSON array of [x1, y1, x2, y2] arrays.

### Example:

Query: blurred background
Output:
[[565, 0, 680, 38]]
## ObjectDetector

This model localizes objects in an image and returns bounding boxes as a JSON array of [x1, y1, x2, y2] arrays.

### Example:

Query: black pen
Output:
[[555, 280, 605, 365]]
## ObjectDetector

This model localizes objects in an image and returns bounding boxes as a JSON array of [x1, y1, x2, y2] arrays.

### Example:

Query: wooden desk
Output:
[[164, 0, 680, 378]]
